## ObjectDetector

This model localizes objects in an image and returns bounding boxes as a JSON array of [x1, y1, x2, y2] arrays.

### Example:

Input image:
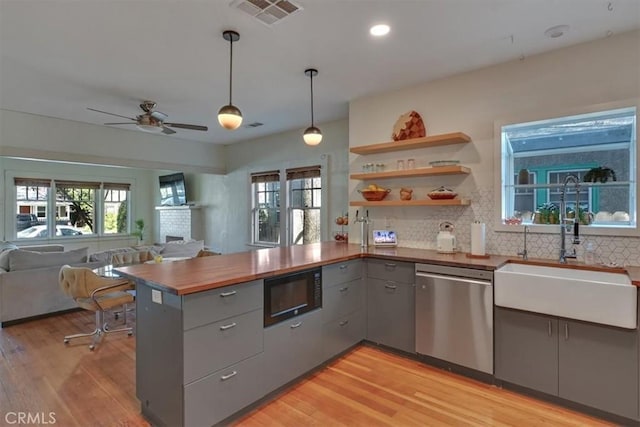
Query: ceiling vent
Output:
[[231, 0, 302, 26], [245, 122, 264, 128]]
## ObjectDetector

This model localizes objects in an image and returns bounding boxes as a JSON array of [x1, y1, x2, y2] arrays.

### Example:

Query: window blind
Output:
[[251, 170, 280, 183], [286, 165, 321, 180], [14, 178, 51, 187]]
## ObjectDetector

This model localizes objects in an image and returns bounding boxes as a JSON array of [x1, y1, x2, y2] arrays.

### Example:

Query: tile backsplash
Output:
[[363, 186, 640, 267]]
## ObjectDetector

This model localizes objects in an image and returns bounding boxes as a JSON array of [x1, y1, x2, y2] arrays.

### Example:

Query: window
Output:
[[287, 166, 321, 245], [251, 171, 281, 245], [500, 106, 636, 230], [251, 163, 324, 247], [15, 177, 131, 239]]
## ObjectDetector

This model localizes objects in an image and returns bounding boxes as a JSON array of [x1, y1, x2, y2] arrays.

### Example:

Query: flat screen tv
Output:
[[159, 173, 188, 206]]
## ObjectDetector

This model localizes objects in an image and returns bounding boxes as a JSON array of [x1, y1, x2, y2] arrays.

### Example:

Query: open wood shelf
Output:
[[351, 165, 470, 180], [349, 199, 470, 207], [350, 132, 471, 155]]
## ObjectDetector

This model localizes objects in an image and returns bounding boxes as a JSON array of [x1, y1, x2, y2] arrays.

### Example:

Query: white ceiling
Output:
[[1, 0, 638, 145]]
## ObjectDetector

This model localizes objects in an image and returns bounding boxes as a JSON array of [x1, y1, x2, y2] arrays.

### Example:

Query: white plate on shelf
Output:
[[429, 160, 460, 167]]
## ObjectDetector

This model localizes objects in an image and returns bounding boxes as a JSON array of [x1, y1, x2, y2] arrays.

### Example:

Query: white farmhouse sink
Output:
[[495, 263, 637, 329]]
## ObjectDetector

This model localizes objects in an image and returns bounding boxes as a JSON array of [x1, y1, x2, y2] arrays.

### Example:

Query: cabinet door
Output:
[[494, 307, 558, 396], [322, 278, 363, 323], [366, 278, 415, 353], [263, 309, 324, 394], [559, 319, 638, 419], [323, 310, 365, 360]]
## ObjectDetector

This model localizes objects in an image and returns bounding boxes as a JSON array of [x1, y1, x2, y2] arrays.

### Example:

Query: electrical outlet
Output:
[[151, 289, 163, 304]]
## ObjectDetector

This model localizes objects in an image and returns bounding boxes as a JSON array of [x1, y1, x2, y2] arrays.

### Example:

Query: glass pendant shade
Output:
[[218, 104, 243, 130], [303, 126, 323, 146]]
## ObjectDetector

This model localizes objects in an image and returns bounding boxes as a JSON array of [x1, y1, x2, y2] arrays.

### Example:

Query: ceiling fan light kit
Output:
[[303, 68, 322, 146], [218, 30, 243, 130]]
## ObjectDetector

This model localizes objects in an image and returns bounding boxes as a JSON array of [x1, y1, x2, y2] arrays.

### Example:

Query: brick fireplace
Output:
[[156, 205, 203, 243]]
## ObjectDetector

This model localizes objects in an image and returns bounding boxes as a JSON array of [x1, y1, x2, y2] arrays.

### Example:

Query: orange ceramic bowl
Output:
[[358, 189, 390, 201]]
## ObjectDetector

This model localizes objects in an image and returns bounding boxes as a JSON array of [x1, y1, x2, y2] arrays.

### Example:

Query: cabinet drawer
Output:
[[182, 279, 262, 330], [323, 310, 365, 360], [323, 260, 362, 288], [263, 309, 324, 394], [184, 353, 264, 427], [184, 308, 263, 384], [322, 278, 363, 323], [366, 259, 414, 284]]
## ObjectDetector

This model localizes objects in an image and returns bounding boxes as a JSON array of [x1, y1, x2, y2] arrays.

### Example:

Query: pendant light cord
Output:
[[229, 38, 234, 105], [309, 72, 314, 127]]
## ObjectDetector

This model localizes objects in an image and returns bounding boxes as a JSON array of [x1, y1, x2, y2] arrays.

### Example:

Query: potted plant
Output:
[[583, 166, 617, 183], [132, 218, 145, 243]]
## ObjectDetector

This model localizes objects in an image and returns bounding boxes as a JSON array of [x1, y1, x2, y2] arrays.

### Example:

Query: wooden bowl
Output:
[[358, 189, 390, 201]]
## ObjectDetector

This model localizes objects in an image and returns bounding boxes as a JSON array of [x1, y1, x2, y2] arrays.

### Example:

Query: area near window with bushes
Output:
[[15, 177, 131, 239]]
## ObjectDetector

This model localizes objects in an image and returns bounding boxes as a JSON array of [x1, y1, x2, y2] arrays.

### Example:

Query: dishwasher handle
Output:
[[415, 271, 491, 287]]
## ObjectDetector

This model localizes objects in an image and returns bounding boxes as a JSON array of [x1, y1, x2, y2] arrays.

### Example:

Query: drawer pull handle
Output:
[[384, 283, 397, 290], [220, 322, 237, 331], [564, 323, 569, 340], [339, 287, 349, 293], [339, 320, 349, 327], [339, 265, 348, 270], [220, 290, 237, 298], [220, 371, 237, 381], [548, 320, 552, 337], [384, 263, 397, 269], [290, 322, 303, 329]]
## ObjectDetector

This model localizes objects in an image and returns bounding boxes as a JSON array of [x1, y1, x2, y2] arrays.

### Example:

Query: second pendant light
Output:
[[303, 68, 322, 146]]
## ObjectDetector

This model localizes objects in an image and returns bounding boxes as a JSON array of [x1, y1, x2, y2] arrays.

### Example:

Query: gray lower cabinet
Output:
[[559, 319, 638, 419], [495, 307, 559, 395], [263, 309, 324, 394], [366, 277, 415, 353], [184, 353, 264, 427], [495, 307, 639, 420], [323, 310, 365, 360]]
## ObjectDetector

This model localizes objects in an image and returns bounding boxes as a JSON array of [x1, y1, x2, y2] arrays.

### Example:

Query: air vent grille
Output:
[[231, 0, 302, 26], [245, 122, 264, 128]]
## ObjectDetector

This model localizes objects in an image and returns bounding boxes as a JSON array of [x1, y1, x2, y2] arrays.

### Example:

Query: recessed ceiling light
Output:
[[544, 25, 570, 39], [370, 24, 390, 37]]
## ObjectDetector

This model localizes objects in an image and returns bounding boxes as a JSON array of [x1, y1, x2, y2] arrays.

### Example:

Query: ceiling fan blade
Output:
[[87, 108, 136, 121], [104, 122, 137, 125], [161, 126, 177, 135], [165, 122, 208, 131]]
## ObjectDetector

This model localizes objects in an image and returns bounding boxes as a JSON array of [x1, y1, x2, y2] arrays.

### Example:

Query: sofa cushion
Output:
[[89, 247, 138, 263], [160, 240, 204, 258], [9, 247, 88, 272]]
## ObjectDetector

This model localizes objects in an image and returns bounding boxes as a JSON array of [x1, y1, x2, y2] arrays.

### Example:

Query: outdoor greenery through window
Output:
[[15, 178, 131, 239], [501, 106, 636, 228], [251, 165, 322, 246]]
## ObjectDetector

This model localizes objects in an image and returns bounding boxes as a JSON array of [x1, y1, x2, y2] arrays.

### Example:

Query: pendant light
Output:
[[303, 68, 322, 146], [218, 30, 242, 130]]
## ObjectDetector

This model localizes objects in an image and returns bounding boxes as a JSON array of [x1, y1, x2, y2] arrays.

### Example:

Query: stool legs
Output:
[[64, 309, 133, 351]]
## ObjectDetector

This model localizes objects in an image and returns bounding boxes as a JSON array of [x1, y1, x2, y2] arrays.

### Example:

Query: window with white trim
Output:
[[15, 177, 131, 239], [500, 106, 636, 229], [287, 165, 321, 245], [251, 171, 281, 245]]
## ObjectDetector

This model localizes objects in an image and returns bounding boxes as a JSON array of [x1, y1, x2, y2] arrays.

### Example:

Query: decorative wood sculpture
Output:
[[392, 110, 426, 141]]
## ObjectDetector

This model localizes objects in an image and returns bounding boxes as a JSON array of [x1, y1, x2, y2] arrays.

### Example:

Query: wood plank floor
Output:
[[0, 310, 612, 426]]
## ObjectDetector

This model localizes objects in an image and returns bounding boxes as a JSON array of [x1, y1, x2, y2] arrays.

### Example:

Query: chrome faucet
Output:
[[517, 225, 529, 260], [559, 175, 581, 263]]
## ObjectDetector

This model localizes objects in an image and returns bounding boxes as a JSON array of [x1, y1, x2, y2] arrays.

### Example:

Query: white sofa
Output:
[[0, 245, 105, 326]]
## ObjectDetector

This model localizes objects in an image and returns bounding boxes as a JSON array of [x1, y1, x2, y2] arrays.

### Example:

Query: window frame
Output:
[[10, 172, 135, 240], [494, 99, 639, 237], [249, 155, 329, 248]]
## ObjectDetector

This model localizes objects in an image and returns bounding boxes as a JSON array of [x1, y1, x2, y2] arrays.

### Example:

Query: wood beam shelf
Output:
[[349, 199, 470, 207], [351, 165, 470, 180], [350, 132, 471, 155]]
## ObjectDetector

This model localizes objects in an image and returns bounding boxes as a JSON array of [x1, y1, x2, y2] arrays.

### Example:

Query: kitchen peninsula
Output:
[[116, 242, 640, 426]]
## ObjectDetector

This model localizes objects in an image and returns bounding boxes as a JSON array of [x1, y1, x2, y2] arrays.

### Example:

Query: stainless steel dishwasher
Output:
[[415, 263, 493, 374]]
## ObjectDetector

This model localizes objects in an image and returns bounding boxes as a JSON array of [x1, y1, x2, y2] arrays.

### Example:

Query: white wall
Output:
[[0, 110, 226, 174], [349, 30, 640, 265], [205, 119, 349, 254]]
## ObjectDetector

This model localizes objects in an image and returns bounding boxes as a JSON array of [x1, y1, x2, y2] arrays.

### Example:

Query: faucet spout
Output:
[[559, 174, 580, 263], [517, 225, 529, 260]]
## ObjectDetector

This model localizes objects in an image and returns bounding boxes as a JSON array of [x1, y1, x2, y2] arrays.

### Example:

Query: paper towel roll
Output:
[[470, 222, 486, 256]]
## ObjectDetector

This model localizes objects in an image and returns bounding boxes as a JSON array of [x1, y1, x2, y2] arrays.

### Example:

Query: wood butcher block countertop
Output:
[[115, 242, 640, 295]]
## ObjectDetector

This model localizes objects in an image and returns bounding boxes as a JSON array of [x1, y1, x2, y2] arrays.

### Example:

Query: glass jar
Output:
[[407, 158, 415, 169], [397, 160, 405, 170]]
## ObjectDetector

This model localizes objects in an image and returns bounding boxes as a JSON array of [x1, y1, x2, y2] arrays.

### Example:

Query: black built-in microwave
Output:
[[263, 267, 322, 327]]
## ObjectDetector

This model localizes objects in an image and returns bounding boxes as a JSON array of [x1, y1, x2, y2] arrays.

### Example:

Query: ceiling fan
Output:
[[88, 100, 208, 135]]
